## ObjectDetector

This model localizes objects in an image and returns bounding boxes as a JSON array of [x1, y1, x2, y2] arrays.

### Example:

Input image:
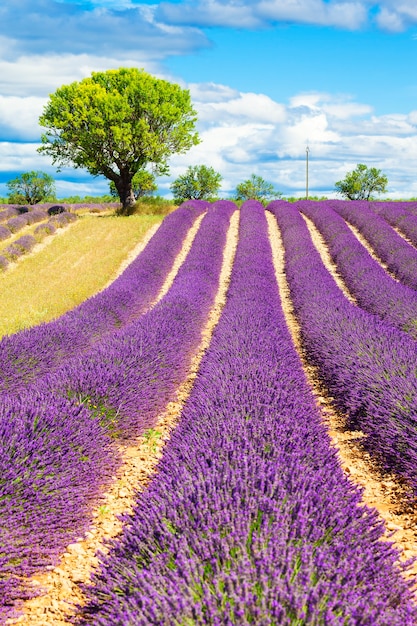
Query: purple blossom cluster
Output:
[[0, 201, 233, 619], [331, 200, 417, 290], [269, 200, 417, 496], [0, 202, 207, 394], [298, 200, 417, 337], [77, 201, 415, 625]]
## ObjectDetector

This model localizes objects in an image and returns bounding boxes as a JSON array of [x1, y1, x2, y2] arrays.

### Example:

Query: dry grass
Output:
[[0, 213, 162, 337]]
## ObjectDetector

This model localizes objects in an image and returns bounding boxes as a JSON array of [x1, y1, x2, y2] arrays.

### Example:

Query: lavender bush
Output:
[[33, 221, 56, 239], [49, 211, 77, 227], [0, 256, 9, 271], [6, 215, 28, 233], [77, 201, 415, 625]]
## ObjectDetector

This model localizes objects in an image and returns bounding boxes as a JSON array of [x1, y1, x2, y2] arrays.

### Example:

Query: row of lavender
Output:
[[77, 201, 415, 625], [0, 202, 206, 394], [0, 211, 77, 271], [328, 199, 417, 289], [298, 200, 417, 338], [0, 201, 233, 621], [269, 201, 417, 500]]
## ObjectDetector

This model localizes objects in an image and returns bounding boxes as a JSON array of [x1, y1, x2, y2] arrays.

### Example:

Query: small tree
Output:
[[170, 165, 222, 202], [109, 169, 157, 201], [235, 174, 282, 202], [7, 171, 56, 205], [38, 68, 199, 215], [335, 164, 388, 200]]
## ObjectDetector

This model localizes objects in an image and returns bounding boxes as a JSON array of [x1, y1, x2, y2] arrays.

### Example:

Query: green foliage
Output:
[[109, 169, 157, 201], [6, 171, 56, 205], [235, 174, 282, 203], [38, 67, 200, 213], [335, 164, 388, 201], [170, 165, 222, 203]]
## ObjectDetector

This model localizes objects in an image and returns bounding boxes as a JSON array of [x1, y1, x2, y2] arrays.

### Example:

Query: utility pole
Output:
[[306, 145, 310, 200]]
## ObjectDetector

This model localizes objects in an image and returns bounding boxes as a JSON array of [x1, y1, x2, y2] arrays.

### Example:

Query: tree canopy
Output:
[[6, 171, 56, 205], [38, 68, 199, 214], [235, 174, 282, 203], [170, 165, 222, 202], [335, 164, 388, 201]]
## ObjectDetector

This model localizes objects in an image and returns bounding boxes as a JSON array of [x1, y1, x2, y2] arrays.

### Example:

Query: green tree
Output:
[[38, 68, 199, 215], [235, 174, 282, 202], [335, 164, 388, 200], [6, 171, 56, 205], [109, 169, 157, 201], [170, 165, 222, 202]]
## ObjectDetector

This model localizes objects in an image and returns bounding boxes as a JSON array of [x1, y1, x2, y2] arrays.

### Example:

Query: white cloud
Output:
[[0, 96, 46, 140], [257, 0, 367, 29], [0, 53, 164, 98], [164, 83, 417, 198], [375, 7, 405, 31], [158, 0, 368, 29], [157, 0, 262, 28]]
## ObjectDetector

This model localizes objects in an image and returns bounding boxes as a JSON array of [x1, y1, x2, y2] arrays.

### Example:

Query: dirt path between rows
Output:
[[9, 210, 239, 625], [266, 211, 417, 591]]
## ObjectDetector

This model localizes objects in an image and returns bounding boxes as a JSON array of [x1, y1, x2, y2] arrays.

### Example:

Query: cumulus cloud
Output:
[[4, 81, 417, 199], [162, 84, 417, 199]]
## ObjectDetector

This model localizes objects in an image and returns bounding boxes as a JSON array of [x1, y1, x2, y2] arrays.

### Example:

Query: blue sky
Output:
[[1, 0, 417, 199]]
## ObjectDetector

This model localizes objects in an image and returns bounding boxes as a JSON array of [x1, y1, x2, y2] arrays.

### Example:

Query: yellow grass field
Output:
[[0, 212, 162, 337]]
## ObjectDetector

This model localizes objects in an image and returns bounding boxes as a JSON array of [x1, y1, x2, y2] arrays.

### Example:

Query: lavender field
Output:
[[2, 199, 417, 625]]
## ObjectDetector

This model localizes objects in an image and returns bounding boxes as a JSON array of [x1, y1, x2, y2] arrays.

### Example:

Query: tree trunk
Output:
[[115, 172, 136, 215]]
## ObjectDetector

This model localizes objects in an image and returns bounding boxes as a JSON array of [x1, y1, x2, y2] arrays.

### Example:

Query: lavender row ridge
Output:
[[0, 200, 233, 621], [0, 201, 208, 395], [77, 201, 415, 625], [297, 200, 417, 338], [269, 201, 417, 500], [329, 199, 417, 290], [370, 201, 417, 247]]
